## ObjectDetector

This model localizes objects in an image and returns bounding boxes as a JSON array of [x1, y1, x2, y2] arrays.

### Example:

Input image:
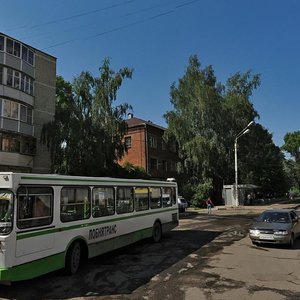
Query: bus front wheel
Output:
[[152, 221, 162, 243], [65, 241, 81, 275]]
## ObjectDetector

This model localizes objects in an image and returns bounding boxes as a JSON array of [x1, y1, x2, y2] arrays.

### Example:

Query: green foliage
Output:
[[191, 178, 213, 207], [165, 54, 287, 201], [284, 159, 300, 193], [41, 58, 133, 176], [122, 161, 151, 179], [282, 131, 300, 193], [282, 131, 300, 161]]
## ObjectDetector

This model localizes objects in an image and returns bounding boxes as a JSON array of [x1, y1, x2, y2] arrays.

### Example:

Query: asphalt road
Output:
[[0, 206, 300, 300]]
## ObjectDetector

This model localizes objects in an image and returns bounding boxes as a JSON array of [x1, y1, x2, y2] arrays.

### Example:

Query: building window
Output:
[[14, 71, 20, 89], [162, 160, 167, 171], [0, 66, 3, 84], [0, 36, 4, 51], [170, 141, 177, 152], [149, 134, 157, 148], [0, 134, 35, 155], [28, 50, 34, 65], [22, 73, 33, 95], [7, 69, 13, 87], [125, 136, 132, 148], [6, 39, 13, 55], [3, 99, 18, 119], [169, 160, 177, 172], [6, 38, 20, 58], [14, 42, 20, 57], [162, 140, 167, 150], [1, 99, 33, 124], [27, 107, 33, 124], [20, 136, 36, 155], [1, 135, 20, 152], [150, 158, 158, 170], [22, 45, 34, 66], [5, 68, 34, 95], [20, 105, 33, 124], [22, 46, 28, 61]]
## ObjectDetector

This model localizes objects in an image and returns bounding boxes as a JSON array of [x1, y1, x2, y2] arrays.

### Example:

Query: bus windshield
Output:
[[0, 190, 13, 234]]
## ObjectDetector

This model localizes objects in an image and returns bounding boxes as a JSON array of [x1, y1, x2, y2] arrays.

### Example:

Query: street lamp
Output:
[[234, 121, 254, 206]]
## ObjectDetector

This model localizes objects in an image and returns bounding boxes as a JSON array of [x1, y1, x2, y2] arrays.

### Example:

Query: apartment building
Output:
[[119, 114, 179, 180], [0, 33, 56, 173]]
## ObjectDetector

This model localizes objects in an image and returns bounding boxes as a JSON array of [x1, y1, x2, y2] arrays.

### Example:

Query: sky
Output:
[[1, 0, 300, 147]]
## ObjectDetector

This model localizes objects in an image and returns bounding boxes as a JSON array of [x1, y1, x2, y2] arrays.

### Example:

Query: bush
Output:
[[191, 178, 213, 208]]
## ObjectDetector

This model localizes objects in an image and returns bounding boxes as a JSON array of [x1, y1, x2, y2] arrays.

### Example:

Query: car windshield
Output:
[[258, 211, 290, 223], [179, 198, 186, 203], [0, 190, 13, 234]]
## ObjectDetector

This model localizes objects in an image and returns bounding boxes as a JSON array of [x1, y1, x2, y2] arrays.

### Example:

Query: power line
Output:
[[5, 0, 137, 32], [41, 10, 174, 50], [15, 0, 181, 41], [41, 0, 201, 51]]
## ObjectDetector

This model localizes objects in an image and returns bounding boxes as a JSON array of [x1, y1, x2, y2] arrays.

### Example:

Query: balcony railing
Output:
[[0, 117, 34, 136]]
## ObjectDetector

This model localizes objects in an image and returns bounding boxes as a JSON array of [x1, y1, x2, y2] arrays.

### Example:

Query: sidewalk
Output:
[[216, 199, 300, 211], [187, 199, 300, 213]]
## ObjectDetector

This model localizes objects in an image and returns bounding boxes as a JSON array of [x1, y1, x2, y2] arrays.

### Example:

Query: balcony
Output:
[[0, 117, 34, 136], [0, 151, 33, 169]]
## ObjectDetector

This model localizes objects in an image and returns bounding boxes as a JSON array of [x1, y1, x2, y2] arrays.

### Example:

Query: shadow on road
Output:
[[0, 229, 221, 300]]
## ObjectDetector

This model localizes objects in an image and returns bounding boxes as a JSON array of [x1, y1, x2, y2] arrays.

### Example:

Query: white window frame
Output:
[[6, 38, 20, 58]]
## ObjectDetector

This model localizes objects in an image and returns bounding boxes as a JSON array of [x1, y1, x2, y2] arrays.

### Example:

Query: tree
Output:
[[164, 55, 287, 204], [41, 58, 133, 176], [282, 131, 300, 162], [164, 55, 226, 205], [282, 131, 300, 194], [237, 124, 288, 196], [41, 76, 73, 173]]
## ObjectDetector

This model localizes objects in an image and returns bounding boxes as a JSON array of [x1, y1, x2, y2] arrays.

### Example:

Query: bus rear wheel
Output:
[[152, 221, 162, 243], [65, 241, 81, 275]]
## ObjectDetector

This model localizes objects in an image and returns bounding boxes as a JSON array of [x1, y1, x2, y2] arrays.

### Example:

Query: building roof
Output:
[[0, 32, 57, 60], [126, 116, 166, 131]]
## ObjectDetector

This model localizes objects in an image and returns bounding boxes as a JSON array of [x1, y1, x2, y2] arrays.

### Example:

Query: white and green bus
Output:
[[0, 172, 178, 283]]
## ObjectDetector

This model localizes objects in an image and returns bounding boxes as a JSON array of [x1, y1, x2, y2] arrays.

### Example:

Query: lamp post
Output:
[[234, 121, 254, 206]]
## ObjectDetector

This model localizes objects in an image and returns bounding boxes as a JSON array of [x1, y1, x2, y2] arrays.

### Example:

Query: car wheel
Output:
[[289, 233, 295, 249]]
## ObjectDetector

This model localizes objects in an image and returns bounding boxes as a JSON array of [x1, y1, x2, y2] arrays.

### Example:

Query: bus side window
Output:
[[135, 187, 149, 211], [171, 187, 177, 205], [150, 187, 162, 209], [92, 187, 115, 217], [17, 187, 53, 229], [60, 187, 90, 222], [116, 187, 134, 214], [162, 187, 172, 207]]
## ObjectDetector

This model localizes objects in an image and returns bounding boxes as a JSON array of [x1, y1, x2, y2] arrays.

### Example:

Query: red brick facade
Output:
[[118, 117, 179, 180]]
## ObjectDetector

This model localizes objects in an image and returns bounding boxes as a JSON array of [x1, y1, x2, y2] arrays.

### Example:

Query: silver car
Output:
[[249, 209, 300, 248], [178, 196, 188, 212]]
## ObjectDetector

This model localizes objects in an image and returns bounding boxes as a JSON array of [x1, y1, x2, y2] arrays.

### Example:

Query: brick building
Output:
[[0, 32, 56, 173], [119, 115, 179, 180]]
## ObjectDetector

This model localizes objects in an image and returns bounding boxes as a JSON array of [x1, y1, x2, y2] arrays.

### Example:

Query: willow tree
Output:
[[41, 58, 133, 176], [164, 55, 227, 203], [282, 131, 300, 194], [164, 55, 285, 204]]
